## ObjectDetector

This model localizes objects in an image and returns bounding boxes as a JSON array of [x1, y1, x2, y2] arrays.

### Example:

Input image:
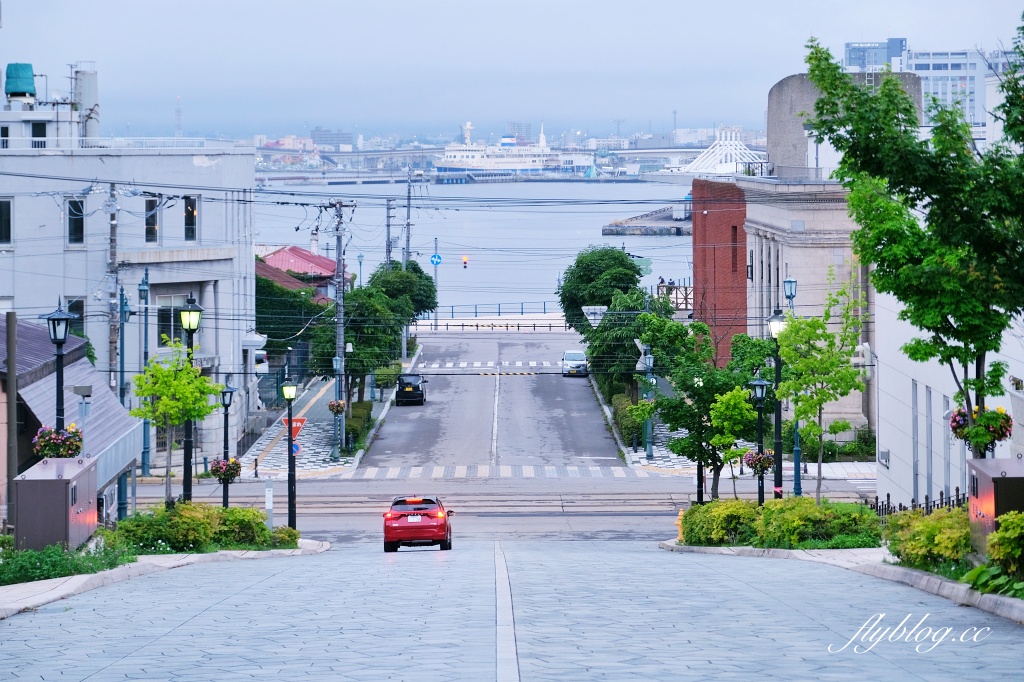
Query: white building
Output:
[[0, 61, 262, 470]]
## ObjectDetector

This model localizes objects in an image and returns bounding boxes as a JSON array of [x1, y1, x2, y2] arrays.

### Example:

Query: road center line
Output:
[[495, 541, 520, 682], [491, 370, 500, 466]]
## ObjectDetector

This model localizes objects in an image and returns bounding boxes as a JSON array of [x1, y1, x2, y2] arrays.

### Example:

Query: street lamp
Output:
[[179, 294, 203, 502], [41, 301, 78, 432], [783, 277, 802, 495], [220, 384, 236, 509], [282, 380, 298, 530], [138, 269, 151, 476], [357, 252, 364, 287], [749, 372, 770, 506], [767, 308, 787, 500]]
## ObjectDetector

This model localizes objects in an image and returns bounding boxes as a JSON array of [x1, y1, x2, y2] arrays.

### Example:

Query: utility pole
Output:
[[331, 200, 346, 459], [139, 268, 151, 476], [107, 183, 118, 396], [385, 198, 393, 267], [433, 237, 439, 331], [403, 168, 412, 269]]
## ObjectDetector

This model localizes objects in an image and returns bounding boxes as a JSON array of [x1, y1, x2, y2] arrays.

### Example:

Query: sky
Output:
[[0, 0, 1019, 141]]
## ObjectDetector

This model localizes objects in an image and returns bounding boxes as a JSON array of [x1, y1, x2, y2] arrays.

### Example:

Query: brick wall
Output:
[[692, 179, 748, 365]]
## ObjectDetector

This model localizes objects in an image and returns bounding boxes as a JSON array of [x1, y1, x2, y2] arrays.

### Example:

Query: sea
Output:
[[252, 180, 692, 315]]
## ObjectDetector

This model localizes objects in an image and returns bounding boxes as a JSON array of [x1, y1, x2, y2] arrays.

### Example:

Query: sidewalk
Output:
[[236, 349, 421, 480]]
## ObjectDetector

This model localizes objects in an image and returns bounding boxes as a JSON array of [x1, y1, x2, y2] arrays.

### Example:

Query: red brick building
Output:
[[691, 179, 748, 366]]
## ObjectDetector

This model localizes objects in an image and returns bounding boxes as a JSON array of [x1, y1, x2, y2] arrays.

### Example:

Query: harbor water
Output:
[[253, 181, 693, 314]]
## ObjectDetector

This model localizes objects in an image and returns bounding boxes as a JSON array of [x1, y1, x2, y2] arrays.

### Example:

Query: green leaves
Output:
[[806, 30, 1024, 459], [557, 246, 642, 334], [129, 337, 221, 429]]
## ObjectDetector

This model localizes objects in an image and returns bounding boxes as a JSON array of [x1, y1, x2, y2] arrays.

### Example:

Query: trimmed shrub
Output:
[[678, 502, 714, 545], [883, 506, 971, 568], [351, 401, 372, 420], [611, 394, 641, 445], [986, 510, 1024, 578], [0, 540, 136, 587], [707, 500, 759, 545], [117, 508, 176, 554], [345, 415, 366, 439], [272, 525, 301, 548], [756, 497, 880, 549], [165, 503, 220, 552], [0, 534, 14, 552], [216, 507, 272, 547]]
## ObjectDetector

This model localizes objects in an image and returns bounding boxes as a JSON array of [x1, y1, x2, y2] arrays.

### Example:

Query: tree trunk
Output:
[[727, 460, 739, 499], [710, 462, 725, 499], [164, 424, 176, 507]]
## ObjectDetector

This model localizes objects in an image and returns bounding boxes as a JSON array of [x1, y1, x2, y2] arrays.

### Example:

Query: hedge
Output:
[[611, 394, 641, 444]]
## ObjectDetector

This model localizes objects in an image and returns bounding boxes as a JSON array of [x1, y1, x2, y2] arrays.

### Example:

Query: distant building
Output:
[[506, 121, 533, 145], [310, 126, 353, 148], [844, 39, 907, 72]]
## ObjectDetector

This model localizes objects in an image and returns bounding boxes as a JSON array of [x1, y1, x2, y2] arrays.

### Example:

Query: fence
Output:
[[864, 489, 969, 525]]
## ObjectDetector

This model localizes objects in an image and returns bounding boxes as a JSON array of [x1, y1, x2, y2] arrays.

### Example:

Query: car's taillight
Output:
[[436, 511, 446, 519], [384, 512, 395, 519]]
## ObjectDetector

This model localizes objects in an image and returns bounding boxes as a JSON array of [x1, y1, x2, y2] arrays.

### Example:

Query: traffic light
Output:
[[462, 255, 468, 268]]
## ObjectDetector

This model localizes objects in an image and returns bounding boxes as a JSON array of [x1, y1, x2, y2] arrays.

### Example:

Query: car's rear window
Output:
[[398, 376, 422, 385], [391, 498, 438, 511], [564, 352, 586, 361]]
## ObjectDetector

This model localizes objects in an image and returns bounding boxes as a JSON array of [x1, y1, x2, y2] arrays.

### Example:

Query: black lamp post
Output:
[[282, 380, 298, 530], [767, 308, 787, 500], [138, 270, 151, 476], [783, 277, 802, 495], [749, 372, 770, 506], [41, 301, 78, 432], [220, 384, 236, 509], [179, 294, 203, 502]]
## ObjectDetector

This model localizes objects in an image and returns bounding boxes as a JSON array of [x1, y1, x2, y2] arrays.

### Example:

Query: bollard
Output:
[[632, 434, 638, 453], [203, 456, 208, 474], [265, 480, 274, 529]]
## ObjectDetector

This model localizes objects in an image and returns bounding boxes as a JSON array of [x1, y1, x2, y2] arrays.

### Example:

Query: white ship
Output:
[[435, 122, 593, 180]]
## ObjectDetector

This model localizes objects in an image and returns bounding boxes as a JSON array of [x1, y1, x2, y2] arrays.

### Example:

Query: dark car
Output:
[[383, 496, 454, 552], [396, 373, 428, 405]]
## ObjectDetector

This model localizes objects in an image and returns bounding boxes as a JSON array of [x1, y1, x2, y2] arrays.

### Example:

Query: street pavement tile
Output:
[[1, 541, 1022, 680]]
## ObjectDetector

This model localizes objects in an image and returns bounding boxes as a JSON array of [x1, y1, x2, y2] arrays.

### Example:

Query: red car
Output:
[[383, 496, 454, 552]]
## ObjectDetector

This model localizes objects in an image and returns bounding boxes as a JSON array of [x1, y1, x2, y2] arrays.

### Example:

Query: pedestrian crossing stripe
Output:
[[417, 360, 559, 369], [478, 372, 538, 376], [246, 464, 657, 480]]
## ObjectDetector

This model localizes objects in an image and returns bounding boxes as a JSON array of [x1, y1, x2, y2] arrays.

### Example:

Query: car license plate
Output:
[[407, 515, 421, 522], [405, 387, 413, 391], [570, 369, 577, 374]]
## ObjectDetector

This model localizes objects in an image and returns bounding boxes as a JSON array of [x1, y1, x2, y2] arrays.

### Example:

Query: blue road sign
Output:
[[292, 443, 302, 456], [430, 253, 442, 266]]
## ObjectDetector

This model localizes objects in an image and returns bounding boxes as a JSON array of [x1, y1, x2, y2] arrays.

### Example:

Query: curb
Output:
[[589, 373, 632, 469], [658, 540, 1024, 625], [352, 345, 423, 470], [0, 538, 330, 621]]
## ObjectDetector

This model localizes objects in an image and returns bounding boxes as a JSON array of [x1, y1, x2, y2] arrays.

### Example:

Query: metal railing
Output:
[[0, 136, 253, 151], [864, 489, 968, 525]]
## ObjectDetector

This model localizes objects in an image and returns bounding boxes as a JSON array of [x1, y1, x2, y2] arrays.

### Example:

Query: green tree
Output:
[[130, 338, 222, 505], [255, 272, 331, 356], [308, 286, 410, 405], [776, 272, 866, 503], [639, 316, 772, 498], [709, 386, 759, 499], [805, 31, 1024, 456], [558, 246, 643, 334], [368, 260, 437, 319], [587, 288, 673, 401]]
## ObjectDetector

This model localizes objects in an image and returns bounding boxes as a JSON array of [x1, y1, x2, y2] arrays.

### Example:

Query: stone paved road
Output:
[[1, 542, 1021, 680]]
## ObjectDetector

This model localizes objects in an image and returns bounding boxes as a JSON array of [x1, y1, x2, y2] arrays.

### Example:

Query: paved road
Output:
[[1, 541, 1020, 680]]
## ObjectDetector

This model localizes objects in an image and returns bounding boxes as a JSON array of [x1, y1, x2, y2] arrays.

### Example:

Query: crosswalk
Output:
[[245, 464, 663, 480], [411, 356, 565, 372]]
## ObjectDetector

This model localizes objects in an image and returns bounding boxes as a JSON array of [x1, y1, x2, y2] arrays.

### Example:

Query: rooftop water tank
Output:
[[5, 63, 36, 104]]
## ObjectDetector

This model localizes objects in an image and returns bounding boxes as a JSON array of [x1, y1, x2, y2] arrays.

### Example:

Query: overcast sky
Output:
[[1, 1, 1019, 141]]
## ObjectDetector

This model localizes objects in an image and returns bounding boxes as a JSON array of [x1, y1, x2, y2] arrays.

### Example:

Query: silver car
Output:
[[561, 350, 589, 377]]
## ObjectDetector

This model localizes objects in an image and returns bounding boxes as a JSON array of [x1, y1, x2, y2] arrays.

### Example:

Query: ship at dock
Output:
[[434, 122, 594, 183]]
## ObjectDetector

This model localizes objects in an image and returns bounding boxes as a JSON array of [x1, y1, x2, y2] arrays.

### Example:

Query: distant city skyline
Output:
[[0, 0, 1019, 140]]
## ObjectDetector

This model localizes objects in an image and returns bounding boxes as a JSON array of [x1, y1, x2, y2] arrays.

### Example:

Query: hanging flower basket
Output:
[[32, 424, 83, 459], [328, 400, 346, 416], [210, 458, 242, 484], [742, 448, 775, 476], [949, 406, 1012, 443]]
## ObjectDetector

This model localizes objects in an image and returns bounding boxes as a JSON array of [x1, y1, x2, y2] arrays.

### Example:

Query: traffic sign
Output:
[[430, 253, 442, 266], [292, 442, 302, 456], [281, 417, 306, 440]]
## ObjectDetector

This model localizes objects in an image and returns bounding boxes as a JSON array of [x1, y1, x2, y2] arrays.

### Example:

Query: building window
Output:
[[145, 197, 159, 243], [31, 121, 46, 149], [66, 298, 85, 337], [1, 126, 8, 149], [156, 294, 188, 346], [67, 198, 85, 244], [0, 199, 10, 243], [184, 195, 198, 241], [914, 64, 931, 71]]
